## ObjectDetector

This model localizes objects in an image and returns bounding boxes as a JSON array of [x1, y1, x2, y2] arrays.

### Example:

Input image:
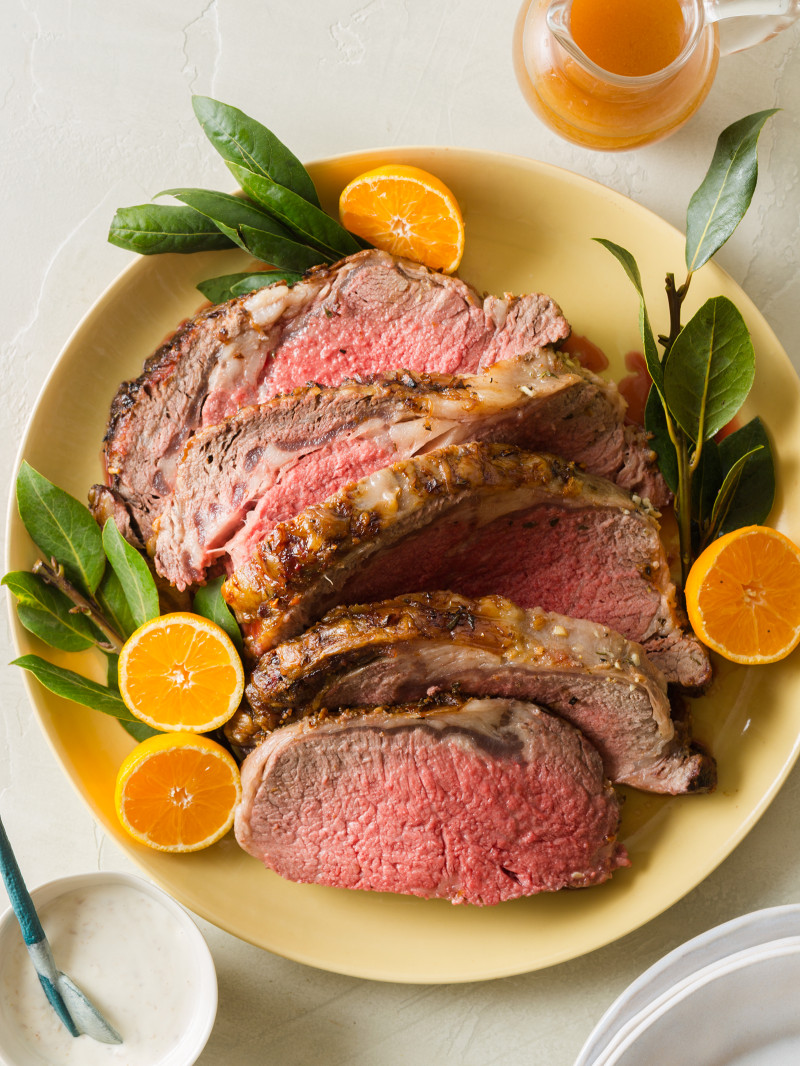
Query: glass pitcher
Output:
[[513, 0, 800, 150]]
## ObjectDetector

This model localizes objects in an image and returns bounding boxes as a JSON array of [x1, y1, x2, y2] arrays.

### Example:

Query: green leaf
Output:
[[120, 718, 161, 742], [228, 162, 361, 260], [690, 437, 722, 547], [95, 567, 138, 641], [663, 296, 755, 443], [193, 577, 243, 654], [644, 385, 678, 494], [12, 655, 138, 721], [158, 187, 297, 249], [594, 240, 662, 393], [230, 271, 304, 296], [16, 462, 105, 595], [686, 110, 778, 273], [705, 446, 763, 548], [102, 520, 160, 631], [236, 224, 329, 272], [108, 203, 236, 255], [691, 436, 721, 518], [105, 652, 121, 692], [196, 270, 304, 304], [2, 571, 104, 652], [192, 96, 322, 207], [716, 417, 775, 535]]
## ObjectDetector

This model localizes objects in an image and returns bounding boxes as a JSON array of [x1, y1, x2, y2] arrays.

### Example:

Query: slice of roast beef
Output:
[[91, 249, 571, 545], [234, 592, 714, 795], [235, 697, 630, 905], [223, 442, 710, 688], [154, 352, 668, 589]]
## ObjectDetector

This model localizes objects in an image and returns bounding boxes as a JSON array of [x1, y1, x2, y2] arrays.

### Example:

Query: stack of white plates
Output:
[[575, 905, 800, 1066]]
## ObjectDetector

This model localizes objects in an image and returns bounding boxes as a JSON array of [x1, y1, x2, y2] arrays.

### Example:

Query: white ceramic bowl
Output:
[[575, 904, 800, 1066], [592, 936, 800, 1066], [0, 871, 217, 1066]]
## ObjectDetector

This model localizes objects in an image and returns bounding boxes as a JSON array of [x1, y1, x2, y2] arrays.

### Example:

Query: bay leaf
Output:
[[716, 416, 775, 535], [228, 162, 361, 259], [108, 203, 235, 255], [236, 225, 328, 272], [663, 296, 754, 443], [690, 437, 722, 547], [594, 240, 662, 394], [643, 385, 678, 494], [95, 567, 137, 642], [192, 96, 321, 208], [159, 187, 297, 249], [230, 271, 304, 296], [193, 576, 243, 654], [196, 269, 304, 303], [102, 520, 160, 631], [12, 655, 138, 721], [705, 446, 763, 548], [686, 110, 778, 274], [105, 651, 120, 692], [120, 718, 161, 742], [3, 571, 104, 652], [16, 462, 105, 595]]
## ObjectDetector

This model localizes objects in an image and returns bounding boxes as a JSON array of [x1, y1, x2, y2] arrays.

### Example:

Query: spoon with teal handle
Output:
[[0, 813, 123, 1044]]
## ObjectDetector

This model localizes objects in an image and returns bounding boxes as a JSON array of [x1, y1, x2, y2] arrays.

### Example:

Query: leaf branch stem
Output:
[[32, 559, 124, 654], [675, 434, 693, 587], [663, 270, 695, 588]]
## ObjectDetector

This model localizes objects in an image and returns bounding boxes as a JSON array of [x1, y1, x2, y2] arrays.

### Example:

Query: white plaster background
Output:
[[1, 3, 799, 1063]]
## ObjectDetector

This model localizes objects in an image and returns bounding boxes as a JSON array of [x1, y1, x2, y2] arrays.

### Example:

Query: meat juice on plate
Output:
[[0, 878, 213, 1065]]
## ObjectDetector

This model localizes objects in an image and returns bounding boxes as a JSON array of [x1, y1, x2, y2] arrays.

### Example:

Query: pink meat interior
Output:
[[341, 504, 662, 644]]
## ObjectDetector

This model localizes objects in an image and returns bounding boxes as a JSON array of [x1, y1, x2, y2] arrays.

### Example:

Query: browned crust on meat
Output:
[[105, 299, 251, 458], [228, 589, 715, 796], [222, 443, 596, 650], [231, 589, 662, 740]]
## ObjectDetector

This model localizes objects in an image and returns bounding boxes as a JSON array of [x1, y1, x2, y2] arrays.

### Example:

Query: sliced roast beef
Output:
[[223, 443, 710, 688], [154, 352, 667, 589], [235, 696, 630, 905], [234, 591, 714, 795], [91, 249, 571, 545]]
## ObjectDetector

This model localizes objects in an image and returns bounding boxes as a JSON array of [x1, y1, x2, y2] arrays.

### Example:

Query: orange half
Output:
[[118, 612, 244, 732], [685, 525, 800, 665], [339, 164, 465, 273], [115, 732, 241, 852]]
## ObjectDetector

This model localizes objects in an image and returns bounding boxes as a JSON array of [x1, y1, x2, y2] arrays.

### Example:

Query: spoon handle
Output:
[[0, 814, 80, 1037], [0, 814, 46, 945]]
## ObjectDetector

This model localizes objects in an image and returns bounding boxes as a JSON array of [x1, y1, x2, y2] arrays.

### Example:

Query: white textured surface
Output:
[[1, 3, 799, 1064]]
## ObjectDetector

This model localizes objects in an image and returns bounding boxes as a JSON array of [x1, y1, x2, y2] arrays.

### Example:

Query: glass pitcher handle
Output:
[[704, 0, 800, 55]]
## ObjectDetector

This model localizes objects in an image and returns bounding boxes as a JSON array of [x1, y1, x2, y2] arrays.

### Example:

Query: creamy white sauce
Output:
[[0, 882, 200, 1065]]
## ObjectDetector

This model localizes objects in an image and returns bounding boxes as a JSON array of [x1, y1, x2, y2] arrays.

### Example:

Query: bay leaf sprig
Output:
[[6, 463, 246, 742], [109, 96, 367, 303], [5, 463, 165, 739], [598, 110, 777, 586]]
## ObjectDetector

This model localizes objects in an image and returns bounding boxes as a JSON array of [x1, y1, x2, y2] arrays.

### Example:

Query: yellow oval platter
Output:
[[6, 147, 800, 983]]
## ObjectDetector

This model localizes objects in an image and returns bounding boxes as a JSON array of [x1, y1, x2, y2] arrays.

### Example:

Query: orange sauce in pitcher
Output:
[[570, 0, 685, 76], [512, 0, 720, 150]]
